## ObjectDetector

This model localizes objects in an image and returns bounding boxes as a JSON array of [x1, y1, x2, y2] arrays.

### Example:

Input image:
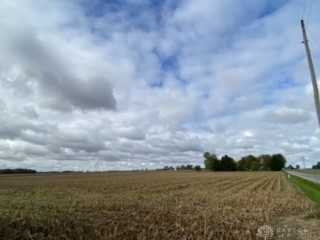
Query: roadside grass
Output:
[[289, 174, 320, 218], [298, 169, 320, 175]]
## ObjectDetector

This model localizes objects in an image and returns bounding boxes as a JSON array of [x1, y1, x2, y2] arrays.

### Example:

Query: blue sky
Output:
[[0, 0, 320, 171]]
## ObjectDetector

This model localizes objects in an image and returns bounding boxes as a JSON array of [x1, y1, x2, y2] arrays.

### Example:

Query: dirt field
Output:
[[0, 171, 318, 239]]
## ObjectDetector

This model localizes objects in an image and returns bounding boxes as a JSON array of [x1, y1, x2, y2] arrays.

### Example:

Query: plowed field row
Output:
[[0, 171, 316, 239]]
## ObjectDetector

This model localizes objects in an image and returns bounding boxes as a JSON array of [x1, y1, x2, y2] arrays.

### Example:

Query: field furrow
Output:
[[0, 171, 317, 240]]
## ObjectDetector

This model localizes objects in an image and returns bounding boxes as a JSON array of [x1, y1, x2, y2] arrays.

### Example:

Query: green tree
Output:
[[250, 160, 260, 171], [236, 157, 246, 171], [212, 158, 221, 171], [194, 165, 201, 171], [203, 152, 213, 170], [220, 155, 236, 171], [312, 162, 320, 169], [203, 152, 220, 171], [0, 168, 37, 174], [287, 164, 294, 170], [258, 154, 272, 170], [270, 154, 286, 171], [244, 155, 256, 171], [176, 164, 194, 170]]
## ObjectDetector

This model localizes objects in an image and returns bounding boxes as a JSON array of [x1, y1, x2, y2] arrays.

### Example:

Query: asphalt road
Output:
[[286, 171, 320, 185]]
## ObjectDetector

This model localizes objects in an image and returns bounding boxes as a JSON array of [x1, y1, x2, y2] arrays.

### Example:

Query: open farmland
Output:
[[0, 172, 318, 239]]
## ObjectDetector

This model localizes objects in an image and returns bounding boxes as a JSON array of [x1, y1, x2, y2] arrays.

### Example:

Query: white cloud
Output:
[[0, 0, 319, 170], [115, 127, 146, 141], [268, 107, 311, 124]]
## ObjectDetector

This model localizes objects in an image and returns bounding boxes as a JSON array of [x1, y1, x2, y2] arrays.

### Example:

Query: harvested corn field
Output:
[[0, 171, 318, 239]]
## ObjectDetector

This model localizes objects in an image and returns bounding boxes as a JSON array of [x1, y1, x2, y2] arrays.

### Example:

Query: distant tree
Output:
[[186, 164, 193, 170], [176, 164, 193, 170], [203, 152, 220, 171], [194, 165, 201, 171], [0, 168, 36, 174], [287, 164, 294, 170], [212, 158, 221, 171], [163, 166, 174, 171], [236, 157, 247, 171], [258, 154, 272, 171], [244, 155, 252, 170], [296, 164, 300, 170], [245, 155, 260, 171], [204, 152, 213, 170], [220, 155, 236, 171], [204, 151, 287, 172], [203, 152, 211, 160], [250, 160, 261, 171], [0, 169, 15, 174], [270, 154, 286, 171], [312, 162, 320, 169]]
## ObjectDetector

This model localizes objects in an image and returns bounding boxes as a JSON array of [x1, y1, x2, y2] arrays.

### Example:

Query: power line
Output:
[[307, 30, 320, 65], [305, 28, 320, 98], [302, 0, 307, 19], [306, 0, 314, 25], [301, 20, 320, 129], [307, 27, 320, 51], [304, 1, 320, 67]]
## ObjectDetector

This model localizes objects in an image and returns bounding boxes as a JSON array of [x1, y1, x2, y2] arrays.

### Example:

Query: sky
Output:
[[1, 0, 320, 171]]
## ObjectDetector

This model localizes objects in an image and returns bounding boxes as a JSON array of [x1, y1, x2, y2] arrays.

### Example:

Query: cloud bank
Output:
[[0, 0, 320, 171]]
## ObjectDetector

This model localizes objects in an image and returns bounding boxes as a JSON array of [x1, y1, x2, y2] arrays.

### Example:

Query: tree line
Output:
[[163, 165, 201, 171], [312, 162, 320, 169], [0, 168, 37, 174], [203, 152, 286, 171]]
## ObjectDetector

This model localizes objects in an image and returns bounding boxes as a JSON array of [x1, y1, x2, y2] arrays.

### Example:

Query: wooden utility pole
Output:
[[301, 19, 320, 129]]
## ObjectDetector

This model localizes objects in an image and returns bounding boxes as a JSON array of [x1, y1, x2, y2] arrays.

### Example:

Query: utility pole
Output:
[[301, 19, 320, 129]]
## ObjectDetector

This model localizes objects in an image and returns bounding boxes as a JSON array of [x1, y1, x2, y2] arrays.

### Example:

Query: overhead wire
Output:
[[300, 0, 320, 132], [304, 0, 320, 78], [306, 0, 314, 25], [301, 0, 320, 76], [302, 0, 307, 19], [308, 33, 320, 76], [307, 27, 320, 52]]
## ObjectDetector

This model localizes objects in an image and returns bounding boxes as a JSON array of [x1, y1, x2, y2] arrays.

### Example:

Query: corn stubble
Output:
[[0, 172, 313, 239]]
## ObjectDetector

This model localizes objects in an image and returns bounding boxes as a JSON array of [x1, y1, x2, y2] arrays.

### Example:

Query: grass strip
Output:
[[299, 169, 320, 176], [288, 174, 320, 217]]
